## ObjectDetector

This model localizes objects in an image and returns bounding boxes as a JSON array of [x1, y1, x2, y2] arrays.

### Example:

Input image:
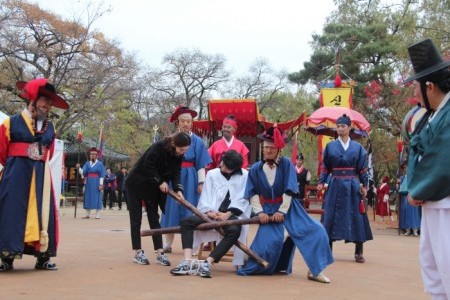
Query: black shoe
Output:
[[35, 259, 58, 270], [0, 260, 14, 272]]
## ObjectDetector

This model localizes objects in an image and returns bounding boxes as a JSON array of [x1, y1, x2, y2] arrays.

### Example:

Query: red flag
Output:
[[77, 128, 83, 142], [291, 132, 298, 165]]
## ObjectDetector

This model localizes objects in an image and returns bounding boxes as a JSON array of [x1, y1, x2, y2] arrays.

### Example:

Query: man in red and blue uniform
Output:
[[0, 78, 69, 272]]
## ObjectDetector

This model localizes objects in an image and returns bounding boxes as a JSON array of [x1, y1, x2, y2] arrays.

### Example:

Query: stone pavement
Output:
[[1, 205, 428, 300]]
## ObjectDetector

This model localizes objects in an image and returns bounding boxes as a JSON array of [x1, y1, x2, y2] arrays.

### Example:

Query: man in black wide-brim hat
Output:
[[404, 38, 450, 299], [0, 78, 69, 272]]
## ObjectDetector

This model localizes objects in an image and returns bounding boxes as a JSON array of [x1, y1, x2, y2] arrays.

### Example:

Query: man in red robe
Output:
[[208, 115, 249, 169]]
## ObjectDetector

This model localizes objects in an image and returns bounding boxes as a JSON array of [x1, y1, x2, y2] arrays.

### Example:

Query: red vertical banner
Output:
[[291, 132, 298, 165]]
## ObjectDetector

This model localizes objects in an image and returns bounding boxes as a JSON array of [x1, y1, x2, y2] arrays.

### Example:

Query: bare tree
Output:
[[226, 58, 291, 114], [143, 48, 230, 119], [0, 0, 140, 136]]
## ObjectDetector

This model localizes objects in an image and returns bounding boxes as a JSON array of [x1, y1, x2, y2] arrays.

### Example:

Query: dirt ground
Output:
[[1, 205, 428, 300]]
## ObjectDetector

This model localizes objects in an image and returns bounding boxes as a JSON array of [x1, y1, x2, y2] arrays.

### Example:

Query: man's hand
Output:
[[258, 212, 270, 224], [197, 182, 203, 194], [361, 187, 367, 198], [317, 183, 324, 191], [206, 211, 217, 219], [407, 194, 424, 207], [215, 212, 232, 221], [159, 182, 169, 193], [98, 184, 103, 191], [272, 212, 284, 223]]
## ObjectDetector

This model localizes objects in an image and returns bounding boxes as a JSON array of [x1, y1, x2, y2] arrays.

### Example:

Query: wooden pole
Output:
[[167, 190, 269, 269], [141, 216, 263, 236]]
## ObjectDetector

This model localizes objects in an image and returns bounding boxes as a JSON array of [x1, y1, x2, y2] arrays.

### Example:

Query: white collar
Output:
[[429, 91, 450, 122], [338, 136, 351, 150], [223, 136, 234, 147]]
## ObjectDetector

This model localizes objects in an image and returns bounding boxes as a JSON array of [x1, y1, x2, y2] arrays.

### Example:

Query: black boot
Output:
[[354, 242, 365, 263]]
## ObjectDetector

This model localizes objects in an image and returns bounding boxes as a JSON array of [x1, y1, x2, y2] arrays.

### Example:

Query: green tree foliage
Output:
[[288, 0, 450, 182]]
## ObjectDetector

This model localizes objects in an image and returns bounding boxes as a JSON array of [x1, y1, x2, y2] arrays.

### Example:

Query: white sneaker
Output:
[[198, 260, 212, 278], [170, 259, 199, 275], [133, 250, 149, 265], [156, 253, 171, 266]]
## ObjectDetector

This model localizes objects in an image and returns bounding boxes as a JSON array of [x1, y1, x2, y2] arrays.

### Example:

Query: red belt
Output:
[[259, 196, 283, 205], [182, 161, 195, 168], [8, 142, 49, 162], [88, 173, 99, 177]]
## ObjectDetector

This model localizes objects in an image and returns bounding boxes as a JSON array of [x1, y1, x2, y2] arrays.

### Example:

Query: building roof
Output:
[[64, 138, 130, 162]]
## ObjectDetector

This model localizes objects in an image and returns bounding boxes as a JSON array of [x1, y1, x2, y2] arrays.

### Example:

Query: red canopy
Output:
[[306, 107, 371, 132], [193, 99, 261, 136], [192, 99, 306, 138]]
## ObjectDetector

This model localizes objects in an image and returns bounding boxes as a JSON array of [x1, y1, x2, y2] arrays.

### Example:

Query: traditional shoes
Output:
[[355, 254, 365, 263], [35, 259, 58, 270], [0, 261, 14, 272], [307, 270, 330, 283], [1, 259, 57, 271]]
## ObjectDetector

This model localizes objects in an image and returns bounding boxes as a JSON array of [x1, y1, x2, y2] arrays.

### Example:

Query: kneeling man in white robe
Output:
[[170, 150, 250, 278]]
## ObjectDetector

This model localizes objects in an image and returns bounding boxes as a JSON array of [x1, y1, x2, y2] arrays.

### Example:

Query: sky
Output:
[[34, 0, 336, 75]]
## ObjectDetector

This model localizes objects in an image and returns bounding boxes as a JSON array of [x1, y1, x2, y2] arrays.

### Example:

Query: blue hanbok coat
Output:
[[161, 134, 212, 227], [81, 160, 106, 210], [0, 112, 59, 259], [237, 157, 333, 276], [398, 175, 421, 230], [319, 139, 373, 243]]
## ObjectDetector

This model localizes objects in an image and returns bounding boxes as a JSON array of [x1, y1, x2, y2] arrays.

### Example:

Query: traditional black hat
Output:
[[221, 150, 243, 171], [336, 114, 351, 126], [405, 39, 450, 83], [257, 124, 290, 149], [296, 153, 304, 160]]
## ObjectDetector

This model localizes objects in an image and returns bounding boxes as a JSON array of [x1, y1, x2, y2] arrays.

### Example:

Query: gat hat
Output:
[[296, 153, 305, 160], [169, 105, 198, 123], [337, 114, 351, 126], [16, 78, 69, 109], [221, 149, 243, 172], [257, 124, 290, 148], [405, 38, 450, 83]]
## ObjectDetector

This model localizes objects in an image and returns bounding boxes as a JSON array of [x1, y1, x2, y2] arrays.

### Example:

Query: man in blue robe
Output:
[[318, 114, 373, 263], [161, 106, 212, 253], [0, 78, 69, 271], [237, 125, 333, 283], [77, 147, 106, 219]]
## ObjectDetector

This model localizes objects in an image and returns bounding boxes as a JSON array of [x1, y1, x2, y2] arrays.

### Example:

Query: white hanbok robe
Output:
[[194, 168, 251, 266]]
